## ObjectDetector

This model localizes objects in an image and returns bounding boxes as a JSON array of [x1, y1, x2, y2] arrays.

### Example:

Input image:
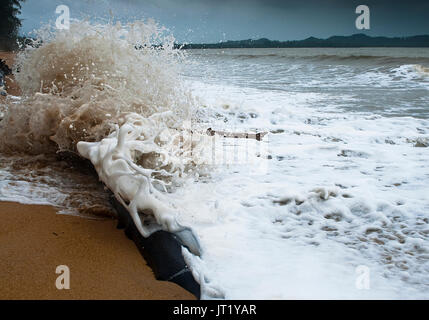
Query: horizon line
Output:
[[179, 33, 429, 45]]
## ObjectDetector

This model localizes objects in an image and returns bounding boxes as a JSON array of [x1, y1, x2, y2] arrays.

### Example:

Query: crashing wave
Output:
[[0, 20, 210, 252]]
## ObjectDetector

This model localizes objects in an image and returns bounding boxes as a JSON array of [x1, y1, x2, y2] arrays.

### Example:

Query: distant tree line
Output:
[[0, 0, 25, 51], [178, 34, 429, 49]]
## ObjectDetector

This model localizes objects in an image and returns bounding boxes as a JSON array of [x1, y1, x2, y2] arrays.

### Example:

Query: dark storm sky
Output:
[[18, 0, 429, 43]]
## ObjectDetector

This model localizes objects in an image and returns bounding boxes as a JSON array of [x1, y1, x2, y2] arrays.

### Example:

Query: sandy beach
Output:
[[0, 52, 194, 300], [0, 201, 195, 299]]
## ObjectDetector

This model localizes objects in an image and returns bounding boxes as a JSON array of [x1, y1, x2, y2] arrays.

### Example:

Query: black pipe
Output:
[[110, 195, 201, 299]]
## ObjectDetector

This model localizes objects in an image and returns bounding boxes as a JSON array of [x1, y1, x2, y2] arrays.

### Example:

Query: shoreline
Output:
[[0, 201, 195, 299]]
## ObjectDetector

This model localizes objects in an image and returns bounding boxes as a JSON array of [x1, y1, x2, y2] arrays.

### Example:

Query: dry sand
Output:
[[0, 52, 195, 299], [0, 201, 195, 299]]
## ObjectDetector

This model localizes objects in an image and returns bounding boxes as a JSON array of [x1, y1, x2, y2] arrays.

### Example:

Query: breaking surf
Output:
[[1, 19, 429, 299]]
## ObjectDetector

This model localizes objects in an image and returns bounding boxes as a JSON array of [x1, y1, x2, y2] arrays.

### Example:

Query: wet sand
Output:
[[0, 201, 195, 299], [0, 51, 195, 299]]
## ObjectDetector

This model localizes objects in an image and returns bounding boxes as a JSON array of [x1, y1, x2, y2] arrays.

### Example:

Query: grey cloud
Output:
[[18, 0, 429, 42]]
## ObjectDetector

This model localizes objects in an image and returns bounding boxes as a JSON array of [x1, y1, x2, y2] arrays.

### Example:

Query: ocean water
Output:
[[177, 48, 429, 298], [0, 22, 428, 299]]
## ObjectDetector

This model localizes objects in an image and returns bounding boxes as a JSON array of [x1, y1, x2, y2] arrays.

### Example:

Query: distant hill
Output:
[[179, 34, 429, 49]]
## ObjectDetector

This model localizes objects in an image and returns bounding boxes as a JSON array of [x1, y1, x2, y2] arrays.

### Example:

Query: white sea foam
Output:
[[175, 81, 429, 298]]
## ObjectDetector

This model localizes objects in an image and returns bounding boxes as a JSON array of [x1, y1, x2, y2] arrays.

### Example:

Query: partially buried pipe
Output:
[[109, 194, 201, 299]]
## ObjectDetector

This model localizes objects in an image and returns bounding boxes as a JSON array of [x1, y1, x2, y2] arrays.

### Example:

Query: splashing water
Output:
[[0, 20, 214, 243], [1, 20, 193, 154]]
